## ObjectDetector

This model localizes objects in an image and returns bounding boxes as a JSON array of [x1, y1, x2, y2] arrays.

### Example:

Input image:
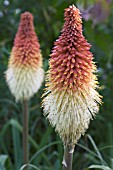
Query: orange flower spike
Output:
[[6, 12, 44, 102], [49, 6, 94, 91], [42, 5, 102, 146]]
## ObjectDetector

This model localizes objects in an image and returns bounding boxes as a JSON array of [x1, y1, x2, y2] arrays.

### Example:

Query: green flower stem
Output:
[[62, 145, 75, 170], [22, 99, 29, 170]]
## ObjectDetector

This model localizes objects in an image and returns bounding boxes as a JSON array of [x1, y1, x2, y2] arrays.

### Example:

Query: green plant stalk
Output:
[[62, 145, 75, 170], [22, 99, 29, 170]]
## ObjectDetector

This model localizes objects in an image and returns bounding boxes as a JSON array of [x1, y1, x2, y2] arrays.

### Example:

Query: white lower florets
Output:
[[42, 87, 101, 145], [6, 66, 44, 102]]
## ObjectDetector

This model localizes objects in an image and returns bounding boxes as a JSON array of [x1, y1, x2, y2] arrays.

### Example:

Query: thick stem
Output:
[[62, 145, 75, 170], [22, 99, 29, 170]]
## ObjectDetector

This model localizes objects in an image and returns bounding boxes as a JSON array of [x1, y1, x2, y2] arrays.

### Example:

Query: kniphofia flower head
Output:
[[6, 12, 44, 102], [42, 5, 102, 146]]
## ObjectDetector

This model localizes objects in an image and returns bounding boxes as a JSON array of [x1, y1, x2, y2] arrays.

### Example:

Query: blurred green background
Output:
[[0, 0, 113, 170]]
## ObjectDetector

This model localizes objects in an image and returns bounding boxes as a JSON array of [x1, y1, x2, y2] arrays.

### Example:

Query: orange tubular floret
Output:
[[49, 6, 95, 91]]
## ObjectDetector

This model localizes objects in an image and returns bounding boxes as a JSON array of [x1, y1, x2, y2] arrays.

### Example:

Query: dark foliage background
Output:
[[0, 0, 113, 170]]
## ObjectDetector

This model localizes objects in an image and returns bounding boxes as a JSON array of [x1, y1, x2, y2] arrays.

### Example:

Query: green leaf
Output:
[[88, 165, 111, 170], [30, 141, 61, 163], [0, 164, 5, 170], [87, 134, 107, 166], [0, 155, 8, 166], [0, 155, 8, 170], [12, 126, 22, 169], [20, 164, 40, 170]]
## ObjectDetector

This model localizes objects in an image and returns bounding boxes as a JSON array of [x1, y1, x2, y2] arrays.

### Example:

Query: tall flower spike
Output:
[[6, 12, 44, 102], [42, 5, 102, 146]]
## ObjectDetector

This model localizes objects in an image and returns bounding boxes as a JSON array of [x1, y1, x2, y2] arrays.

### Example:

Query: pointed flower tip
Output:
[[67, 4, 77, 10], [21, 11, 33, 18], [65, 4, 81, 15], [21, 11, 33, 19], [43, 5, 102, 146], [6, 12, 44, 102], [64, 5, 82, 28]]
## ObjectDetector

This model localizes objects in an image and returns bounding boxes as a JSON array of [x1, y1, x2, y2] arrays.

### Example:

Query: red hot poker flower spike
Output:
[[50, 6, 94, 92], [6, 12, 44, 102], [42, 5, 102, 146]]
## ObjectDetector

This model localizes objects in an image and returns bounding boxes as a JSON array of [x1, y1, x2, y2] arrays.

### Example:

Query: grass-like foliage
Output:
[[0, 0, 113, 170]]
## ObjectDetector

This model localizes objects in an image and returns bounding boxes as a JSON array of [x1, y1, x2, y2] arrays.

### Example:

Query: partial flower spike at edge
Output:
[[42, 5, 102, 170], [5, 12, 44, 102], [5, 12, 44, 170]]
